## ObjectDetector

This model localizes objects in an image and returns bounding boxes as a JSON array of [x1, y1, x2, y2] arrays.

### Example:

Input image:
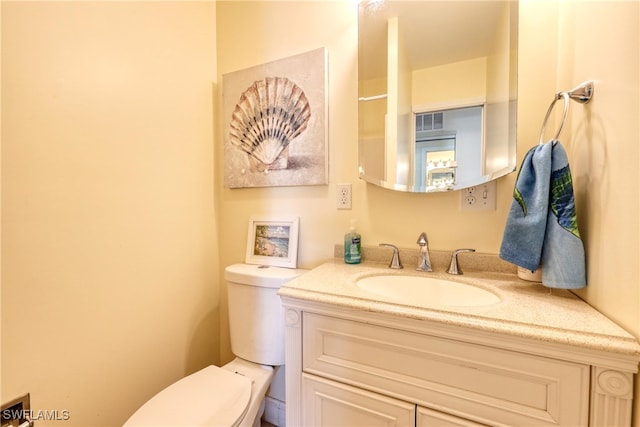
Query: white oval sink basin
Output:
[[356, 275, 500, 307]]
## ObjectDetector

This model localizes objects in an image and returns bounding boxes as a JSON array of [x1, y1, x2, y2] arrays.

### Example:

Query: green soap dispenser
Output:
[[344, 220, 362, 264]]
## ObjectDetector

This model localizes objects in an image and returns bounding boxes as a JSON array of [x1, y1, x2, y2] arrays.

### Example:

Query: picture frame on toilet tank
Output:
[[246, 216, 299, 268]]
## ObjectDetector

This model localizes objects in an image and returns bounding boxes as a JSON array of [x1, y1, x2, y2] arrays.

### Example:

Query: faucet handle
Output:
[[447, 248, 475, 275], [379, 243, 403, 269]]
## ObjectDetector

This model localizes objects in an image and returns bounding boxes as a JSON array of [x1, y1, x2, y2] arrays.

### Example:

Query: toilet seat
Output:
[[123, 365, 251, 426]]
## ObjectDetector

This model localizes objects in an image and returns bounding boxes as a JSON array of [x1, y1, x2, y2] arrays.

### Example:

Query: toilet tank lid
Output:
[[123, 365, 251, 427], [225, 263, 307, 288]]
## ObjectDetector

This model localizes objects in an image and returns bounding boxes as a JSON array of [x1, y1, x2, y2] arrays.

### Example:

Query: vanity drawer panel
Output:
[[417, 406, 489, 426], [302, 313, 590, 426], [302, 373, 416, 427]]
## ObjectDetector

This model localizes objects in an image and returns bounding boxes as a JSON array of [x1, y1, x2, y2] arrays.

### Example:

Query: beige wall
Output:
[[2, 0, 639, 426], [412, 57, 487, 106], [522, 1, 640, 420], [216, 0, 640, 424], [557, 0, 639, 343], [215, 0, 517, 365], [554, 0, 640, 421], [2, 2, 218, 426]]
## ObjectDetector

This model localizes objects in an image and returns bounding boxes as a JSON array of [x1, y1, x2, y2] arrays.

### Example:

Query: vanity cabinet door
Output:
[[417, 407, 489, 427], [302, 373, 416, 427]]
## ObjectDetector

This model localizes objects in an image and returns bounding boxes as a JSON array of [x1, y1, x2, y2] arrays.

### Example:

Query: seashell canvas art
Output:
[[229, 77, 311, 171], [223, 48, 328, 188]]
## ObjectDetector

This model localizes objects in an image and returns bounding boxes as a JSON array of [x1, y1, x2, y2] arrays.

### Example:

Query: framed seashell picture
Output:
[[223, 48, 328, 188]]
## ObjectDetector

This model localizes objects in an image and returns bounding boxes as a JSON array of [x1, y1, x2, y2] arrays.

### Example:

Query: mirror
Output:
[[358, 0, 518, 192]]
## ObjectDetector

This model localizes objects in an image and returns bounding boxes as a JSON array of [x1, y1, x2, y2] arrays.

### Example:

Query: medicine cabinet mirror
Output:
[[358, 0, 518, 192]]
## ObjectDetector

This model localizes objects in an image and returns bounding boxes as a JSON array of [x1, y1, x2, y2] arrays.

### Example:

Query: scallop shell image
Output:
[[229, 77, 311, 170]]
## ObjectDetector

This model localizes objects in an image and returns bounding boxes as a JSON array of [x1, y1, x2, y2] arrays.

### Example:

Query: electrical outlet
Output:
[[460, 181, 496, 211], [336, 183, 352, 210]]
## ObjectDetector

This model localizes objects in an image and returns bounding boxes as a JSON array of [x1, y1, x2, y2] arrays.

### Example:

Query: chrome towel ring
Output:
[[538, 81, 594, 145]]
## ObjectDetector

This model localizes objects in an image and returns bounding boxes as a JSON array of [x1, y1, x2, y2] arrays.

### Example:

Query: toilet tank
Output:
[[225, 264, 305, 366]]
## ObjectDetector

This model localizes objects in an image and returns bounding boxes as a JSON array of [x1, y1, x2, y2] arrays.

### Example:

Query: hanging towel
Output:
[[499, 143, 552, 272], [500, 141, 586, 289], [540, 142, 586, 288]]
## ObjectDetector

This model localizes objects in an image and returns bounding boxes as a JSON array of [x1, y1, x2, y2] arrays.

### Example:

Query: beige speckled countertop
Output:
[[278, 247, 640, 358]]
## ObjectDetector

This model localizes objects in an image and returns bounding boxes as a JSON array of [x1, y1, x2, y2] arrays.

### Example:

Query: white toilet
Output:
[[123, 263, 305, 427]]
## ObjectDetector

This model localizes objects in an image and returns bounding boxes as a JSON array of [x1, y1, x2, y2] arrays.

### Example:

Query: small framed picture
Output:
[[246, 216, 299, 268]]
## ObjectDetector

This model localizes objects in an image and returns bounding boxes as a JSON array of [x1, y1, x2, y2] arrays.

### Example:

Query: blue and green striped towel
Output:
[[500, 141, 586, 289]]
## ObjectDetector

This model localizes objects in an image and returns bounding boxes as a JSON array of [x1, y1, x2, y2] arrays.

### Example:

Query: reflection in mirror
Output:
[[415, 105, 483, 190], [358, 0, 518, 193]]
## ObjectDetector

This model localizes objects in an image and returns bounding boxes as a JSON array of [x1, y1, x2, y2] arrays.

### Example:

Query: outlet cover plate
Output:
[[336, 183, 352, 210], [460, 181, 496, 211]]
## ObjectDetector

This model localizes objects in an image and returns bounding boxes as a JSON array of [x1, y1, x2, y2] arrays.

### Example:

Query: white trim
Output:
[[263, 396, 286, 426], [413, 96, 486, 113]]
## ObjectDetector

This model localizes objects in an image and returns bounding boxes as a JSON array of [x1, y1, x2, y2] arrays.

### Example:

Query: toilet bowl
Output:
[[123, 264, 305, 427], [123, 359, 272, 427]]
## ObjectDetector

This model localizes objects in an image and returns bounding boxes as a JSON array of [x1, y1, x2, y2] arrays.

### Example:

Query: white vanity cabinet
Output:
[[292, 310, 588, 426], [279, 262, 640, 427]]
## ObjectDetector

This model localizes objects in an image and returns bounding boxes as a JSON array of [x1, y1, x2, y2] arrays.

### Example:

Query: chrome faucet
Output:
[[379, 243, 403, 269], [448, 248, 475, 275], [416, 232, 432, 272]]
